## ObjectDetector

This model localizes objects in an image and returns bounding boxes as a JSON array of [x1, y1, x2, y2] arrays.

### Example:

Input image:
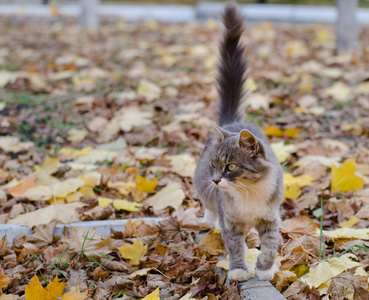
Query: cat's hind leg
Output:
[[255, 218, 280, 281]]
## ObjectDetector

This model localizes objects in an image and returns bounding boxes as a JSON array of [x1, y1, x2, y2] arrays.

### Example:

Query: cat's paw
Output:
[[255, 266, 275, 281], [228, 268, 249, 282]]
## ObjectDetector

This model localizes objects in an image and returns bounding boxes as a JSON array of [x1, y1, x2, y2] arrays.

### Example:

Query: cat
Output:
[[194, 1, 283, 282]]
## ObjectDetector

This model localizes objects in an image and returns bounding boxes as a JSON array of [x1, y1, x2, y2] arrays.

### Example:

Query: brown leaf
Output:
[[221, 281, 242, 300], [198, 230, 226, 256], [280, 216, 319, 239], [88, 266, 110, 281], [99, 258, 131, 272], [327, 267, 369, 300]]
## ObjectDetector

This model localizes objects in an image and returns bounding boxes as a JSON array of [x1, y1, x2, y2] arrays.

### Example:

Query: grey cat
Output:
[[194, 1, 283, 282]]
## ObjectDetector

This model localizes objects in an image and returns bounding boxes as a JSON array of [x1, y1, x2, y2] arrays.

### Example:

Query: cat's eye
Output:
[[211, 161, 216, 168], [227, 164, 237, 171]]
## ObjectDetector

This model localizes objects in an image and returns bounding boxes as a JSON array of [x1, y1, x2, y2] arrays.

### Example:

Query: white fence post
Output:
[[336, 0, 358, 51], [79, 0, 100, 30]]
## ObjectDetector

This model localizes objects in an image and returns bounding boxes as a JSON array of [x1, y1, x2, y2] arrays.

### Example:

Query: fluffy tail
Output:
[[217, 1, 247, 126]]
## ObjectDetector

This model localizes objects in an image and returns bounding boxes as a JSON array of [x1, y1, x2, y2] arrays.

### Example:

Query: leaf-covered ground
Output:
[[1, 17, 369, 299]]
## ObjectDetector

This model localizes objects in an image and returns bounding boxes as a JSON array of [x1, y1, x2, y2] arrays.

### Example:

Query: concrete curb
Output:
[[0, 3, 368, 24], [0, 217, 164, 244]]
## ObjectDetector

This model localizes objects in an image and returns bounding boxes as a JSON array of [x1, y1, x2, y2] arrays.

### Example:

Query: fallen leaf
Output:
[[25, 275, 67, 300], [165, 154, 196, 178], [0, 266, 11, 288], [331, 159, 365, 193], [284, 183, 301, 200], [135, 175, 158, 194], [280, 216, 319, 239], [62, 290, 89, 300], [301, 254, 363, 295], [284, 173, 314, 187], [318, 227, 369, 240], [245, 93, 271, 110], [137, 79, 161, 102], [262, 125, 284, 137], [67, 128, 88, 143], [97, 197, 142, 212], [119, 106, 153, 132], [117, 238, 147, 265], [145, 182, 185, 211], [270, 142, 296, 163], [198, 230, 226, 256], [324, 81, 352, 103], [7, 202, 84, 227], [142, 287, 160, 300], [339, 216, 359, 228]]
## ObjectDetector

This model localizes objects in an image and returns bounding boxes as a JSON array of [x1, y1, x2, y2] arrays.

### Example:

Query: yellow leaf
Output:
[[324, 82, 352, 103], [0, 267, 11, 288], [62, 290, 88, 300], [270, 142, 296, 163], [135, 175, 158, 194], [25, 275, 67, 300], [97, 197, 142, 212], [142, 287, 160, 300], [262, 126, 284, 137], [284, 183, 301, 200], [339, 215, 359, 228], [317, 227, 369, 240], [179, 293, 196, 300], [284, 128, 301, 138], [117, 238, 147, 265], [284, 173, 314, 188], [331, 159, 365, 193], [112, 199, 142, 212], [301, 254, 362, 294], [137, 79, 161, 102], [246, 77, 258, 92], [67, 128, 88, 143]]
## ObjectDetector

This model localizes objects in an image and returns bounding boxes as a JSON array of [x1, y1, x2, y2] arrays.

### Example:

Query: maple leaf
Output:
[[198, 230, 226, 256], [331, 159, 365, 193], [25, 275, 67, 300], [284, 183, 301, 200], [135, 174, 158, 194], [116, 238, 147, 265]]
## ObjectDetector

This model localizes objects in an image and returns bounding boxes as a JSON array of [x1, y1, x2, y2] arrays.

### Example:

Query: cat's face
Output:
[[209, 127, 269, 192]]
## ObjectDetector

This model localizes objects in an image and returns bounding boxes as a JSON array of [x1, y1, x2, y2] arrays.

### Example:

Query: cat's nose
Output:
[[212, 179, 220, 185]]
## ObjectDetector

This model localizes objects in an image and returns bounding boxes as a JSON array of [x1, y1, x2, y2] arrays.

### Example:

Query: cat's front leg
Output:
[[222, 222, 249, 282], [255, 218, 280, 281]]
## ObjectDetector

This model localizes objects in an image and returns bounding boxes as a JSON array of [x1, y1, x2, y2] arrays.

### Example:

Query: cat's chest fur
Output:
[[221, 170, 277, 226]]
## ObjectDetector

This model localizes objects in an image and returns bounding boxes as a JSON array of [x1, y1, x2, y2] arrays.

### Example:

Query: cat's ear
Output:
[[237, 129, 259, 154], [210, 121, 228, 142]]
